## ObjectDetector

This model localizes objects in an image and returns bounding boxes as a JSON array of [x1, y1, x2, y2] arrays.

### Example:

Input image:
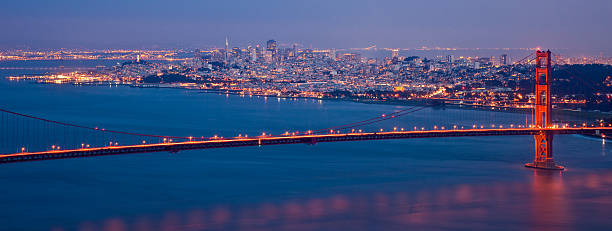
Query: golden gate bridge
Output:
[[1, 50, 611, 169]]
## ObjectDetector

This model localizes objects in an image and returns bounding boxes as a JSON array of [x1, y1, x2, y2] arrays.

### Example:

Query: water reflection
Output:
[[602, 139, 607, 156], [45, 171, 612, 231], [530, 170, 569, 231]]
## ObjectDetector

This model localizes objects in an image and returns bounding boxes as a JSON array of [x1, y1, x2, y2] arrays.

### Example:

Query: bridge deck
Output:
[[1, 127, 610, 164]]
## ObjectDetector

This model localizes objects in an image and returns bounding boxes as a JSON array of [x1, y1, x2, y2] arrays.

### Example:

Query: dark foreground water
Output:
[[0, 61, 611, 231]]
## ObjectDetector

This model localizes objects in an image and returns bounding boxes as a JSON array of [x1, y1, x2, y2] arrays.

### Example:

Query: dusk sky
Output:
[[2, 0, 611, 50]]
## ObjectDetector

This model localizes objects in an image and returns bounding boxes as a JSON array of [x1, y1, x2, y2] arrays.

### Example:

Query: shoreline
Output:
[[7, 78, 612, 120], [129, 83, 529, 113], [127, 83, 612, 120]]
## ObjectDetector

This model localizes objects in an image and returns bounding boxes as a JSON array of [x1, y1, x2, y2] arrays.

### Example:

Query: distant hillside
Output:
[[553, 64, 612, 111], [553, 64, 612, 96]]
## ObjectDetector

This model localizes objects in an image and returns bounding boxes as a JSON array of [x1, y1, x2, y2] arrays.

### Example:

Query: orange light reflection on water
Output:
[[47, 171, 612, 231]]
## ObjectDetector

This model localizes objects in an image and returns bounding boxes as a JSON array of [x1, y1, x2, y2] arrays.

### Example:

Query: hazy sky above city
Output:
[[1, 0, 611, 51]]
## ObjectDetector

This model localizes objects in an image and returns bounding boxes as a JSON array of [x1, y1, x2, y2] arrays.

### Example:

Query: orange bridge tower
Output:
[[525, 50, 564, 170]]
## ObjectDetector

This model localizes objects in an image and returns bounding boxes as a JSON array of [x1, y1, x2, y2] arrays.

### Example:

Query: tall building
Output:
[[225, 37, 229, 64], [263, 50, 273, 63], [490, 56, 497, 66], [292, 43, 298, 57], [255, 45, 263, 61], [250, 47, 257, 62], [247, 46, 256, 62], [329, 49, 337, 60], [391, 49, 399, 59], [342, 53, 361, 63], [232, 47, 241, 60], [266, 40, 277, 61], [192, 49, 202, 68], [446, 55, 455, 64], [500, 54, 508, 65]]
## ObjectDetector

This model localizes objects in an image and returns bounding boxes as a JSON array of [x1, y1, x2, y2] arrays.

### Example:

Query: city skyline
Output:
[[1, 0, 611, 53]]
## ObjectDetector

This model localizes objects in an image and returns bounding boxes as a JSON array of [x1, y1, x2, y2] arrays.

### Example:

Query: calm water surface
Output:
[[0, 61, 611, 231]]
